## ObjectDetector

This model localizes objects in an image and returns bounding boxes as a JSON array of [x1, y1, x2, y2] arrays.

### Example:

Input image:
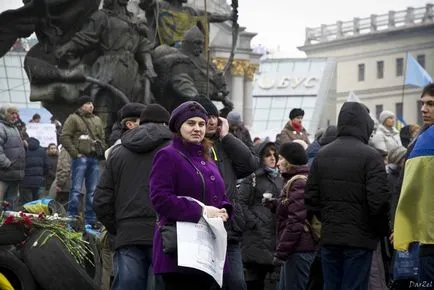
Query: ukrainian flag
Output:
[[394, 125, 434, 251], [396, 117, 406, 131]]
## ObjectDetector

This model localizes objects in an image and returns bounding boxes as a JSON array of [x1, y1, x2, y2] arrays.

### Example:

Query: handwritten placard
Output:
[[26, 123, 57, 147]]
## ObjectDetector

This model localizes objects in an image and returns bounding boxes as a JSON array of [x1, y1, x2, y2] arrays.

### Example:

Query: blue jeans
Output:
[[223, 242, 247, 290], [321, 246, 373, 290], [419, 256, 434, 289], [112, 245, 163, 290], [68, 156, 99, 224], [278, 252, 315, 290]]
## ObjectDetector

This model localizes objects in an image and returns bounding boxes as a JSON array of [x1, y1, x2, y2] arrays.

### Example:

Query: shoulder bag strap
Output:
[[76, 113, 97, 141], [176, 150, 206, 203], [284, 174, 307, 200]]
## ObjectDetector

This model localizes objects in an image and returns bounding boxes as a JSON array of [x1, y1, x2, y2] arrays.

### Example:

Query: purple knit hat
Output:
[[169, 101, 209, 133]]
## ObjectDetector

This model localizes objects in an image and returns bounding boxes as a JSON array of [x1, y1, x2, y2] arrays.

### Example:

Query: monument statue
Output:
[[55, 0, 157, 138], [0, 0, 101, 122], [138, 0, 233, 47], [0, 0, 240, 134], [179, 26, 233, 112]]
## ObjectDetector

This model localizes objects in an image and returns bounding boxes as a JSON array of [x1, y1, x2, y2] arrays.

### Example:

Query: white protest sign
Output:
[[26, 123, 57, 147]]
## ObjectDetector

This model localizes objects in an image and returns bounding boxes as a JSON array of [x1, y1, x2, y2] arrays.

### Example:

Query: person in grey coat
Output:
[[0, 104, 26, 209]]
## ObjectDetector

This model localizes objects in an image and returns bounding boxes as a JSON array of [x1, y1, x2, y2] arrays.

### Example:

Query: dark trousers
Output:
[[19, 187, 40, 205], [321, 246, 373, 290], [419, 256, 434, 289], [244, 264, 273, 290], [278, 252, 316, 290], [162, 271, 217, 290], [223, 242, 247, 290]]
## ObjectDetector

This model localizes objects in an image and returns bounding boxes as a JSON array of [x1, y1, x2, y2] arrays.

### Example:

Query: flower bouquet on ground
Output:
[[0, 199, 94, 267]]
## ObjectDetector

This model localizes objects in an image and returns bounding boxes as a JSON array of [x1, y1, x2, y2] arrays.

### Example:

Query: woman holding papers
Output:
[[149, 101, 232, 290]]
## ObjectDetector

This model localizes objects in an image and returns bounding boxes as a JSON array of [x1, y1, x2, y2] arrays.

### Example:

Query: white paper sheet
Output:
[[176, 197, 228, 287]]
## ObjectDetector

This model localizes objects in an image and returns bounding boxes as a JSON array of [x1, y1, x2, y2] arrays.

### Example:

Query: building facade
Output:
[[299, 4, 434, 125], [250, 58, 336, 139]]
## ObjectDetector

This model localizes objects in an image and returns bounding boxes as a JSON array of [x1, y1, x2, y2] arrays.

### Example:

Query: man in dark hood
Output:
[[305, 102, 390, 290], [94, 104, 171, 290]]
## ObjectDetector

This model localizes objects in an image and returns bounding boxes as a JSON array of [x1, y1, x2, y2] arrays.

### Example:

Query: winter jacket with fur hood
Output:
[[0, 105, 25, 182]]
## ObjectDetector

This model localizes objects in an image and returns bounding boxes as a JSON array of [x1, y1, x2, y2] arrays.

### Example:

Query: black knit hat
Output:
[[289, 108, 305, 120], [120, 103, 147, 120], [77, 95, 93, 107], [194, 96, 219, 117], [140, 104, 170, 125], [279, 142, 308, 166]]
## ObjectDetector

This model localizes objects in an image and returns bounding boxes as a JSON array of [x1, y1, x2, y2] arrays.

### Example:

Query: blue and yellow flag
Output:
[[396, 117, 406, 131], [394, 125, 434, 251]]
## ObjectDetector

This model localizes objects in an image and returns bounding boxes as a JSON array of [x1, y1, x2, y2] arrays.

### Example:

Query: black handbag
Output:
[[159, 150, 206, 255], [76, 113, 105, 160]]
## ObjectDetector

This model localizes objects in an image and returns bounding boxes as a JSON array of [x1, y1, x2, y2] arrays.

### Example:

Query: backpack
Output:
[[282, 174, 322, 244]]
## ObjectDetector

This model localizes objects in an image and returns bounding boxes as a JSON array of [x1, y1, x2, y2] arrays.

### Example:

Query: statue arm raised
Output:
[[56, 10, 106, 60]]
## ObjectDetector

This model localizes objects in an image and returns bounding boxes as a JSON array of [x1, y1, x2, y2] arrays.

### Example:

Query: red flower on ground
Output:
[[21, 215, 33, 226], [3, 215, 15, 225]]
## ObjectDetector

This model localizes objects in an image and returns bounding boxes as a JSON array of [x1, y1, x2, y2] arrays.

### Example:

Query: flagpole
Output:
[[401, 52, 408, 106]]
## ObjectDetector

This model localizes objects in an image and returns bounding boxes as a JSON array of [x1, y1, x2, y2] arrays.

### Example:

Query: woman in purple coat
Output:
[[149, 101, 233, 290]]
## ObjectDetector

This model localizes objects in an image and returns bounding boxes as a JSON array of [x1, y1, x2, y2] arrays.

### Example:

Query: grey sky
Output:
[[1, 0, 432, 56]]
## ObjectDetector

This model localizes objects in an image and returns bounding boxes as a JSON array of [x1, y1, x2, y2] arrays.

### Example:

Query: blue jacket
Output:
[[21, 138, 49, 189]]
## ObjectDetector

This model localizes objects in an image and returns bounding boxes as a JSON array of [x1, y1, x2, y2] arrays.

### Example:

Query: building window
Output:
[[358, 64, 365, 82], [377, 61, 384, 79], [417, 54, 426, 69], [395, 102, 403, 121], [396, 58, 404, 76], [376, 104, 383, 119]]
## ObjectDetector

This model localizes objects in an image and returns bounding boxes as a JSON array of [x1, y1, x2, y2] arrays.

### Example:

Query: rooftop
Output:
[[303, 4, 433, 46]]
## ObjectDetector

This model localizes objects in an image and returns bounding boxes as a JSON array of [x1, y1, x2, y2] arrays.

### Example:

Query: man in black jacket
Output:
[[305, 102, 390, 290], [93, 104, 171, 290], [196, 97, 258, 290]]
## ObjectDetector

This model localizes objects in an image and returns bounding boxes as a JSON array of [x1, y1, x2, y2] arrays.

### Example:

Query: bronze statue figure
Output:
[[179, 26, 233, 112], [0, 0, 239, 135], [55, 0, 157, 138]]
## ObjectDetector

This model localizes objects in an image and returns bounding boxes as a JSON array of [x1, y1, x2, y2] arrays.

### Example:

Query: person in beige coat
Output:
[[49, 145, 72, 207]]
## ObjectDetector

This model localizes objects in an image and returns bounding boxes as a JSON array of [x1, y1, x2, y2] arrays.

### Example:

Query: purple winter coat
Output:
[[275, 165, 316, 260], [149, 135, 233, 274]]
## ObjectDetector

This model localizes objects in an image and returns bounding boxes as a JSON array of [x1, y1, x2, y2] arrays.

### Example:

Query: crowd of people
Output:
[[0, 83, 433, 290]]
